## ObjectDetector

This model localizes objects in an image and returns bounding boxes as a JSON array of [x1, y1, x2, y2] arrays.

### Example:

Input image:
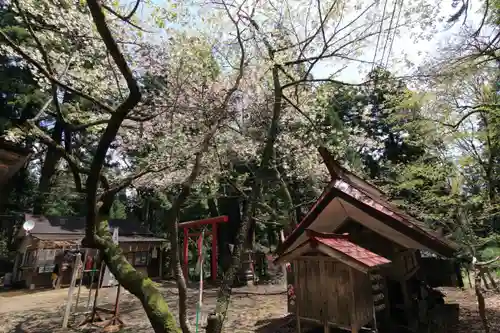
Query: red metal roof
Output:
[[306, 230, 390, 268]]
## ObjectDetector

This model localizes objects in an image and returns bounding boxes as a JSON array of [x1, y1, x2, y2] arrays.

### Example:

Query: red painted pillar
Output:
[[211, 222, 218, 282], [183, 227, 189, 280]]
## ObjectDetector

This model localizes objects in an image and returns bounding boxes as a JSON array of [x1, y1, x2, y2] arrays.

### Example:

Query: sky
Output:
[[137, 0, 483, 84], [309, 0, 482, 83]]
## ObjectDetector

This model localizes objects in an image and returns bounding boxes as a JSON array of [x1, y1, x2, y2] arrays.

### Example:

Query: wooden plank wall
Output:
[[351, 268, 374, 327], [294, 257, 374, 329], [295, 258, 325, 321]]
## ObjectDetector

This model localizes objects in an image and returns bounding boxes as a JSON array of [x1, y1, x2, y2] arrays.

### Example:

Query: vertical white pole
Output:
[[199, 245, 204, 305], [159, 247, 163, 279], [62, 253, 81, 329], [279, 230, 287, 287], [195, 231, 204, 333]]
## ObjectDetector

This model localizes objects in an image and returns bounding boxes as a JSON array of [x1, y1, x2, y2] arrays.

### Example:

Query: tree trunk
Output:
[[218, 196, 242, 274], [168, 215, 192, 333], [209, 65, 283, 333], [33, 120, 63, 214], [274, 165, 296, 226], [95, 220, 180, 333], [208, 195, 258, 332]]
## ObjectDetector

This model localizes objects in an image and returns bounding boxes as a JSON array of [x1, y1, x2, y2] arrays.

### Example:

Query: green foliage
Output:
[[317, 67, 464, 236], [110, 198, 128, 219], [321, 68, 431, 179]]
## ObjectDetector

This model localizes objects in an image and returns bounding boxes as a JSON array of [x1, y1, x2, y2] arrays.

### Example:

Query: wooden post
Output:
[[293, 261, 301, 333], [62, 253, 81, 329], [475, 270, 490, 333], [467, 267, 473, 289], [56, 247, 65, 289], [382, 278, 391, 326], [372, 302, 379, 333], [12, 252, 20, 281], [87, 251, 98, 310], [348, 267, 358, 333], [319, 260, 329, 333], [159, 247, 163, 279], [400, 278, 412, 326], [91, 262, 105, 322], [112, 284, 122, 323], [322, 301, 329, 333], [73, 249, 88, 313]]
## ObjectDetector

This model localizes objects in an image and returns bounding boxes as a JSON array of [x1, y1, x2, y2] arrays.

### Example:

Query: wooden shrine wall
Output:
[[292, 257, 373, 330]]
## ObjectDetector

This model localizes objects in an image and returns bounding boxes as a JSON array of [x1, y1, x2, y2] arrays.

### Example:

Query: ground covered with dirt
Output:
[[0, 284, 498, 333], [440, 287, 500, 333]]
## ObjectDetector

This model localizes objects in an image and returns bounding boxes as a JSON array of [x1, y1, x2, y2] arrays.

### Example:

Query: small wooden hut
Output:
[[12, 214, 168, 288], [276, 147, 461, 332], [276, 229, 390, 333]]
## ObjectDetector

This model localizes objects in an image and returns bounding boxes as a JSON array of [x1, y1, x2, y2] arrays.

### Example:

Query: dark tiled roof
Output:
[[31, 233, 166, 244], [118, 235, 167, 243], [32, 233, 82, 241], [25, 214, 153, 236], [307, 230, 391, 268]]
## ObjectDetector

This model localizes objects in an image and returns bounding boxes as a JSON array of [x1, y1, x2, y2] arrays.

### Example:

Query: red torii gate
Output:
[[178, 215, 229, 282]]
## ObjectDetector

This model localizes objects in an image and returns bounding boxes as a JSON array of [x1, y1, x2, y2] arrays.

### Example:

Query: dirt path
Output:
[[1, 285, 499, 333], [441, 287, 500, 333], [0, 283, 287, 333]]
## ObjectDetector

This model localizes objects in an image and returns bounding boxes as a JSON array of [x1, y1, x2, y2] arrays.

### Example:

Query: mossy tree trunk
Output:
[[82, 2, 182, 332], [95, 220, 180, 333], [6, 1, 246, 332]]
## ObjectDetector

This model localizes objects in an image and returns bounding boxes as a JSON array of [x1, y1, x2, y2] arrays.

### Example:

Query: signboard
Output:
[[38, 264, 55, 273], [152, 247, 158, 259], [102, 227, 119, 287]]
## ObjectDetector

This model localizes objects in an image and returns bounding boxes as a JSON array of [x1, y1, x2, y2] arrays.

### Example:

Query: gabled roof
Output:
[[0, 139, 31, 185], [276, 230, 390, 272], [276, 147, 458, 258], [23, 214, 155, 237]]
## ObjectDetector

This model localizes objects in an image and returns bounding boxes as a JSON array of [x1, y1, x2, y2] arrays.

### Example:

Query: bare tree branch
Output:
[[441, 104, 500, 129], [102, 0, 153, 32]]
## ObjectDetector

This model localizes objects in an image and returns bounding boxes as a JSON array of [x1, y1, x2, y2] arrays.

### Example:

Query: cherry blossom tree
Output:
[[201, 0, 442, 330], [0, 0, 451, 332], [1, 0, 247, 332]]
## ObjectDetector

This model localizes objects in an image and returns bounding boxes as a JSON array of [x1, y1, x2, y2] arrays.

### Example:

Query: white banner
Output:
[[102, 227, 119, 287]]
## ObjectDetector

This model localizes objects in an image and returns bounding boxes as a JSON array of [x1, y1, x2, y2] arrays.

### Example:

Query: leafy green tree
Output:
[[318, 68, 461, 234]]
